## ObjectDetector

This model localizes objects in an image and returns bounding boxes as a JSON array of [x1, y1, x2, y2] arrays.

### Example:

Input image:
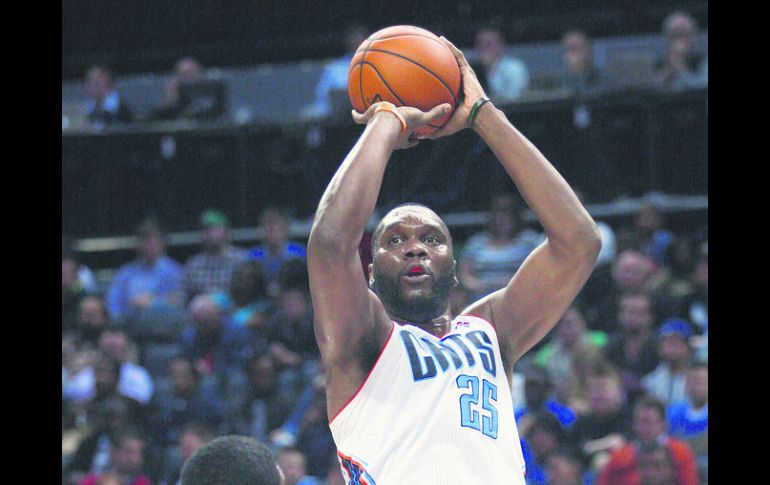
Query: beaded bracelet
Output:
[[467, 96, 492, 128], [374, 103, 407, 134]]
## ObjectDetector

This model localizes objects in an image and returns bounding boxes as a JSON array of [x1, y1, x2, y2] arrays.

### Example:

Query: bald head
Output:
[[371, 204, 452, 256]]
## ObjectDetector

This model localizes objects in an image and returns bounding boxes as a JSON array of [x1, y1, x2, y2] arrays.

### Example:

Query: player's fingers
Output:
[[439, 36, 469, 68], [424, 103, 452, 123], [352, 103, 378, 124]]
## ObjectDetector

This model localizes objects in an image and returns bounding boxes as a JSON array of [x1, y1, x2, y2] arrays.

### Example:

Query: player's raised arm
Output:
[[432, 38, 602, 368], [307, 101, 451, 417]]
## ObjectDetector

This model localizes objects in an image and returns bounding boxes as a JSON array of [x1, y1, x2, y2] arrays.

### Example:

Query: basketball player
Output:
[[179, 435, 283, 485], [307, 37, 601, 484]]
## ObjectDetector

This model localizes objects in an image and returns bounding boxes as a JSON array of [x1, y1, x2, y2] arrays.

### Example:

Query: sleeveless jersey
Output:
[[329, 314, 526, 484]]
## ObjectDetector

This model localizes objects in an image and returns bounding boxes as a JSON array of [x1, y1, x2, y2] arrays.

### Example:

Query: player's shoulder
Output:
[[452, 313, 497, 334]]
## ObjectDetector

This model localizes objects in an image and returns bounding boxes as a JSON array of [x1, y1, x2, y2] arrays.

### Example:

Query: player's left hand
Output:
[[421, 36, 489, 140]]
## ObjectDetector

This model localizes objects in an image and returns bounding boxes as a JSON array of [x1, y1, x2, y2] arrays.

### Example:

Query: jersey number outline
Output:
[[456, 374, 498, 439]]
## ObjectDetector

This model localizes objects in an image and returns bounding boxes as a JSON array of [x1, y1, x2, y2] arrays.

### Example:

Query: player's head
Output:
[[369, 203, 458, 323], [180, 435, 283, 485]]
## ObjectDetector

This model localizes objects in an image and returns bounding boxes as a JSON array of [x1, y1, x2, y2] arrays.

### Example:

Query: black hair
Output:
[[180, 435, 282, 485]]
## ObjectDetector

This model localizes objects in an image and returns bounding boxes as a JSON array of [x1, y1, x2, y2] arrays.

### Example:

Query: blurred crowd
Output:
[[63, 9, 707, 485], [63, 189, 708, 485], [78, 12, 707, 129]]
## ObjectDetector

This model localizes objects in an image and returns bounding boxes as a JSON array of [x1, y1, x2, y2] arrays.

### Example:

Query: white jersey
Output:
[[329, 314, 526, 484]]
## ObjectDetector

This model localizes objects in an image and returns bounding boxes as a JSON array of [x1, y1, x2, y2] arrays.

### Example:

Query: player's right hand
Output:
[[353, 101, 451, 149]]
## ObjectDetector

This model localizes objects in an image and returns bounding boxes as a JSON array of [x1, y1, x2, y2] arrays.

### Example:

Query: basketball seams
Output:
[[356, 47, 458, 106], [361, 61, 407, 107]]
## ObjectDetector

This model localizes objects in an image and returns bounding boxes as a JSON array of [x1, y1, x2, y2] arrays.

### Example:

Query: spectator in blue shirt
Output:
[[106, 219, 184, 321], [248, 208, 307, 296], [667, 361, 708, 481]]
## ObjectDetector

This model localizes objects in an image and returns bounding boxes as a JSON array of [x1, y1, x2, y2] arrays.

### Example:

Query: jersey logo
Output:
[[399, 328, 497, 381], [338, 451, 376, 485]]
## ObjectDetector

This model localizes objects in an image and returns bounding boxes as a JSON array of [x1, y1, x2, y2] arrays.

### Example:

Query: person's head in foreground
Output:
[[368, 203, 458, 324], [180, 435, 283, 485]]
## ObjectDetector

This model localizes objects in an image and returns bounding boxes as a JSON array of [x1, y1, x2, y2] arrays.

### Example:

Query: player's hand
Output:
[[421, 36, 489, 140], [352, 101, 451, 149]]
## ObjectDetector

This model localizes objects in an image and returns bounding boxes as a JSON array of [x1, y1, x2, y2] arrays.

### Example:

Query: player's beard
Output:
[[372, 265, 457, 323]]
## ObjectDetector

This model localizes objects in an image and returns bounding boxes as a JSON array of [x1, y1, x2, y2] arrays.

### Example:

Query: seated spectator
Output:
[[63, 329, 155, 406], [64, 248, 89, 332], [603, 291, 661, 400], [458, 194, 543, 301], [64, 235, 100, 294], [566, 360, 632, 475], [559, 30, 606, 95], [671, 242, 708, 338], [247, 207, 307, 296], [516, 365, 576, 435], [183, 209, 247, 304], [77, 428, 153, 485], [667, 362, 708, 482], [180, 293, 258, 381], [228, 260, 272, 331], [276, 447, 321, 485], [106, 218, 184, 322], [520, 412, 569, 485], [535, 305, 607, 387], [650, 236, 700, 324], [544, 445, 589, 485], [84, 65, 134, 127], [642, 319, 693, 406], [471, 26, 529, 103], [301, 24, 369, 120], [554, 346, 606, 417], [147, 356, 226, 449], [634, 204, 674, 269], [636, 442, 679, 485], [225, 354, 295, 443], [597, 395, 699, 485], [267, 261, 319, 394], [653, 11, 707, 90], [588, 249, 658, 333], [151, 57, 225, 121], [64, 396, 147, 485], [75, 296, 112, 350], [157, 422, 217, 485]]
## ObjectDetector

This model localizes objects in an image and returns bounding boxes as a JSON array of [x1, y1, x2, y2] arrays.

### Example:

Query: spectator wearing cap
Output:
[[641, 319, 693, 406], [183, 209, 247, 304]]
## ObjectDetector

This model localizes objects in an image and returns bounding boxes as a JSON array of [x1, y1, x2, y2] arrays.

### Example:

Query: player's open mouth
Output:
[[403, 264, 431, 282]]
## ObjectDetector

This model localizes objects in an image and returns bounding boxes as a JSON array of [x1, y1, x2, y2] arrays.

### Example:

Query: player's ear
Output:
[[368, 263, 375, 288]]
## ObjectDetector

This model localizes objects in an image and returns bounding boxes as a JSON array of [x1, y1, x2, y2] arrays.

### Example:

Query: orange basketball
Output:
[[347, 25, 461, 137]]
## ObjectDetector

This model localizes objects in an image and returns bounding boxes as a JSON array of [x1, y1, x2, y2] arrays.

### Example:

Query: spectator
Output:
[[520, 412, 569, 485], [106, 219, 184, 321], [64, 248, 89, 332], [535, 305, 608, 387], [77, 428, 153, 485], [301, 24, 369, 120], [666, 362, 708, 482], [225, 354, 294, 443], [227, 260, 273, 337], [266, 262, 319, 394], [64, 235, 100, 293], [75, 296, 112, 349], [179, 435, 283, 485], [636, 443, 679, 485], [604, 291, 661, 400], [516, 365, 576, 436], [84, 65, 134, 127], [183, 209, 247, 303], [276, 447, 322, 485], [157, 422, 217, 485], [650, 236, 700, 324], [588, 249, 657, 333], [458, 194, 543, 301], [554, 346, 607, 417], [653, 12, 707, 90], [642, 319, 693, 406], [65, 396, 146, 485], [63, 329, 155, 406], [471, 26, 529, 103], [544, 445, 588, 485], [634, 204, 674, 269], [559, 30, 606, 95], [566, 360, 632, 475], [672, 242, 708, 338], [152, 57, 204, 120], [247, 207, 307, 296], [147, 356, 226, 449], [597, 395, 699, 485], [180, 293, 258, 380]]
